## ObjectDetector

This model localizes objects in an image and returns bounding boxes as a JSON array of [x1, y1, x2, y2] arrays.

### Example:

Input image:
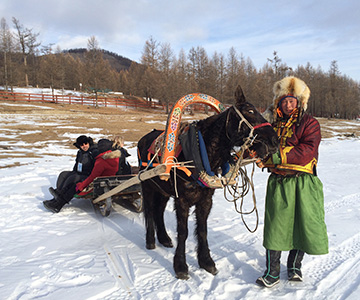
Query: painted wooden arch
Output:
[[160, 93, 225, 180]]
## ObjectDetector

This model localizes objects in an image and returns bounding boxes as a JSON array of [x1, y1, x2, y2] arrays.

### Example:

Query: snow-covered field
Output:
[[0, 101, 360, 300]]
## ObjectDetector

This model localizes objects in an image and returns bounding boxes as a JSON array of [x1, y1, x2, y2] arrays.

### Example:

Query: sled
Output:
[[77, 164, 167, 217]]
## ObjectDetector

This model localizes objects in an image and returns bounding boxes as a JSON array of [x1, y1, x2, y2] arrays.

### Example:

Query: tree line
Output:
[[1, 17, 359, 119]]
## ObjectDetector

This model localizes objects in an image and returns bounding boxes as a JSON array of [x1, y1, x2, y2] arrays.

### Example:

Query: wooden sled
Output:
[[76, 164, 166, 217]]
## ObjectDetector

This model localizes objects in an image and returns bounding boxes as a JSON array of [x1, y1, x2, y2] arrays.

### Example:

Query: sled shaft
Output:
[[93, 164, 167, 204]]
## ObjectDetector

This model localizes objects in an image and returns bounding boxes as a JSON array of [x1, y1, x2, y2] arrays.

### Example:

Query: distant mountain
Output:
[[63, 48, 135, 72]]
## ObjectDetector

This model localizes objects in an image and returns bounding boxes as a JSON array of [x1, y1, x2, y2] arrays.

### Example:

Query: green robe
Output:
[[263, 173, 328, 255]]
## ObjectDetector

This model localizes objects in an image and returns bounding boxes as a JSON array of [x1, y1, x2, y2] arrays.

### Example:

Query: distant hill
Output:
[[63, 48, 135, 72]]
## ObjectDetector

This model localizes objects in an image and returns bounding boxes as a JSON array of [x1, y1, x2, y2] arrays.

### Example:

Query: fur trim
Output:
[[102, 149, 121, 160], [272, 76, 310, 120]]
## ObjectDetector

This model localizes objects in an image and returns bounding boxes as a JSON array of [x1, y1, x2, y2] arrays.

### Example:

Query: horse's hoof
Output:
[[201, 265, 218, 275], [160, 240, 173, 248], [146, 243, 155, 250], [209, 266, 219, 275], [175, 271, 190, 280]]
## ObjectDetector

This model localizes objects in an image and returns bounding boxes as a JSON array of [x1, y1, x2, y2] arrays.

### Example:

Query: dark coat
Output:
[[73, 145, 99, 176], [117, 147, 132, 175]]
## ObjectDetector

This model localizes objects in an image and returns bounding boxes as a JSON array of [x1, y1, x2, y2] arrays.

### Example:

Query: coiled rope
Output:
[[223, 162, 259, 233]]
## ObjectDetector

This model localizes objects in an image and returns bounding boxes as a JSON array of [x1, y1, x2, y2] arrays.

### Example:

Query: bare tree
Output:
[[211, 51, 226, 102], [172, 48, 190, 98], [267, 51, 292, 80], [225, 47, 240, 103], [141, 36, 159, 70], [0, 18, 14, 90], [140, 36, 161, 102], [12, 17, 40, 86], [84, 36, 113, 106], [187, 47, 198, 92], [328, 60, 341, 117], [158, 42, 175, 112], [197, 46, 210, 93]]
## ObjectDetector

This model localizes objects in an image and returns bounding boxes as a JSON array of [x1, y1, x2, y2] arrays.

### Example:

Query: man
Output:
[[47, 135, 98, 201], [256, 76, 328, 288]]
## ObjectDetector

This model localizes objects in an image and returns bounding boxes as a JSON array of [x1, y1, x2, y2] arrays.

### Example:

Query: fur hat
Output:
[[272, 76, 310, 120], [73, 135, 94, 149]]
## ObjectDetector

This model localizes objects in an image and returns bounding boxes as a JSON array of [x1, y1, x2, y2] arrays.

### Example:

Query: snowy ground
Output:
[[1, 102, 360, 300]]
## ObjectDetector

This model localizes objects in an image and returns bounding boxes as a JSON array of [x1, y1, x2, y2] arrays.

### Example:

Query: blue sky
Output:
[[2, 0, 360, 81]]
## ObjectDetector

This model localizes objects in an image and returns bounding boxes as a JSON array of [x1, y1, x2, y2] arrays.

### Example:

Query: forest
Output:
[[1, 17, 359, 119]]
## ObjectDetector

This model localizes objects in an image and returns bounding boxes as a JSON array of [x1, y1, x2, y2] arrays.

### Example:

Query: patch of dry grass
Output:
[[0, 101, 359, 164]]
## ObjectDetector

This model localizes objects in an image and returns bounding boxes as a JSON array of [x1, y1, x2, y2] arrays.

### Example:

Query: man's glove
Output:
[[256, 159, 264, 168], [271, 151, 281, 165]]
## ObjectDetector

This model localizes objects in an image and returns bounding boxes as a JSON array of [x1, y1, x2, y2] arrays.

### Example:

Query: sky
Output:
[[1, 0, 360, 81], [1, 97, 360, 299]]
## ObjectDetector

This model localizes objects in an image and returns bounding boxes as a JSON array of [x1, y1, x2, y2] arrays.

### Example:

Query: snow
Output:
[[1, 103, 360, 300]]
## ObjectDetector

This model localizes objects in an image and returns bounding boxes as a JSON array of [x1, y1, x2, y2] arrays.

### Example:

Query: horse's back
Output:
[[137, 129, 164, 165]]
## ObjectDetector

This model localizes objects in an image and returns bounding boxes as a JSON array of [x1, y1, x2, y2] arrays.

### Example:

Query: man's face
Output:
[[281, 97, 298, 116], [80, 142, 90, 151]]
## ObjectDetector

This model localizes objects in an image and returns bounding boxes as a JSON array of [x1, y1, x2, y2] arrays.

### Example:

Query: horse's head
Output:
[[226, 85, 279, 159]]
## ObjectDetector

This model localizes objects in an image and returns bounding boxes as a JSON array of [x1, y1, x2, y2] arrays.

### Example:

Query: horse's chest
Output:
[[179, 184, 215, 206]]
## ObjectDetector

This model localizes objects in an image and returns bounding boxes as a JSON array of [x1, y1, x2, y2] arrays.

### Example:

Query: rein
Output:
[[223, 106, 272, 233]]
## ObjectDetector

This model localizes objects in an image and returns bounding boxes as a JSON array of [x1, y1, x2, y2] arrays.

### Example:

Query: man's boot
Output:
[[43, 196, 67, 213], [287, 249, 304, 281], [256, 249, 281, 288]]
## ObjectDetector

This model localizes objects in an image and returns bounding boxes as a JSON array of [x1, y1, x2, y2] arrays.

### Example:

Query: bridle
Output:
[[227, 105, 272, 148]]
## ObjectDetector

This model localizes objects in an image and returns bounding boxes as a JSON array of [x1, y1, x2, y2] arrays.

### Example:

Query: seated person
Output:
[[43, 138, 121, 213], [49, 135, 98, 198], [112, 135, 132, 175]]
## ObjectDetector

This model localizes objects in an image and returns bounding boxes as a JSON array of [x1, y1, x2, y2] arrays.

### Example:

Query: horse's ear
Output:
[[234, 85, 246, 106]]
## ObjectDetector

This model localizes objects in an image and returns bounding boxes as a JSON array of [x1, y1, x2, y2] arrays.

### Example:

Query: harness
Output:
[[140, 105, 272, 189], [139, 95, 272, 232]]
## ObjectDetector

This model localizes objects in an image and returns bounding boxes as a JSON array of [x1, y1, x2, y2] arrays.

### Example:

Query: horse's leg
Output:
[[173, 197, 190, 280], [153, 192, 173, 248], [142, 181, 156, 249], [195, 191, 218, 275]]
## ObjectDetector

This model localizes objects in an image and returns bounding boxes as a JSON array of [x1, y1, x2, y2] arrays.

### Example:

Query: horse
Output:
[[137, 86, 279, 280]]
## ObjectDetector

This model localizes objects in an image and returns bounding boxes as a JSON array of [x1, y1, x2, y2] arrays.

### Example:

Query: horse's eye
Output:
[[249, 109, 254, 114]]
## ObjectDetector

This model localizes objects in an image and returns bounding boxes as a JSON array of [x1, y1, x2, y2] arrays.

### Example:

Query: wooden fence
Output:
[[0, 91, 165, 110], [0, 90, 229, 113]]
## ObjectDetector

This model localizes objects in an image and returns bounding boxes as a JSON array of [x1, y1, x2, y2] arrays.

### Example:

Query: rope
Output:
[[219, 140, 260, 233], [137, 148, 161, 182], [223, 161, 259, 233]]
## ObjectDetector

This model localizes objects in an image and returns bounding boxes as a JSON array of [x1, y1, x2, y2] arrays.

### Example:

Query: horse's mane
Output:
[[196, 109, 233, 172]]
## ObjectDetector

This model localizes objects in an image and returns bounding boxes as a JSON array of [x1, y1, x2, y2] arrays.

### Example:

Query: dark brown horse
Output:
[[137, 86, 279, 279]]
